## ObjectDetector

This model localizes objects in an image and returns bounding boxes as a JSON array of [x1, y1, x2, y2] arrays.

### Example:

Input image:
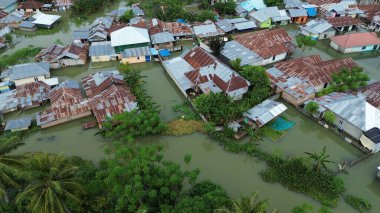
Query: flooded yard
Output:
[[3, 6, 380, 212]]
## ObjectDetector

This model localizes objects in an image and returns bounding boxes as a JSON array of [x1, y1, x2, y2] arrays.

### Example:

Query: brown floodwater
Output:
[[5, 4, 380, 212]]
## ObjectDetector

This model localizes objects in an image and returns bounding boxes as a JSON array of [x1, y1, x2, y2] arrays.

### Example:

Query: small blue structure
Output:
[[159, 49, 171, 57], [176, 19, 186, 23], [272, 117, 295, 131], [150, 48, 158, 56], [302, 4, 318, 17], [240, 0, 266, 13]]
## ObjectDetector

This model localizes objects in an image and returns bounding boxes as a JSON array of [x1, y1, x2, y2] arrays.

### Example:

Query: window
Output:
[[362, 46, 366, 50], [137, 57, 140, 60], [272, 55, 276, 61], [34, 78, 38, 81]]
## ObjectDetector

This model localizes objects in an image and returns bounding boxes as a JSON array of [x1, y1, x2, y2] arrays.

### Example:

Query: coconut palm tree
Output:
[[215, 192, 275, 213], [16, 153, 83, 213], [305, 146, 334, 172], [0, 140, 24, 203]]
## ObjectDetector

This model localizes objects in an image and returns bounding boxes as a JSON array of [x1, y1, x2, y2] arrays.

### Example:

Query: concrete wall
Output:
[[60, 59, 86, 67], [360, 134, 380, 153], [41, 111, 92, 129], [12, 76, 47, 86], [281, 90, 315, 106], [318, 30, 336, 40], [333, 112, 363, 140], [262, 52, 287, 65], [342, 45, 379, 53], [121, 56, 149, 64], [91, 55, 117, 62]]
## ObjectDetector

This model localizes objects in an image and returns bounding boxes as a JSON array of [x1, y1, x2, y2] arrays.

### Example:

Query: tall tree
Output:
[[208, 36, 224, 55], [296, 35, 317, 55], [216, 192, 272, 213], [305, 146, 334, 172], [331, 67, 369, 92], [0, 140, 24, 203], [230, 57, 242, 72], [214, 0, 236, 16], [16, 154, 83, 213]]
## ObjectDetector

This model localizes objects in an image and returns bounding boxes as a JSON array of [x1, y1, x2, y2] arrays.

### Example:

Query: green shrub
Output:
[[344, 194, 372, 212]]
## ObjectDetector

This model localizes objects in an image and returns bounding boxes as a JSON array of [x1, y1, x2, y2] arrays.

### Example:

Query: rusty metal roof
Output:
[[234, 28, 293, 59]]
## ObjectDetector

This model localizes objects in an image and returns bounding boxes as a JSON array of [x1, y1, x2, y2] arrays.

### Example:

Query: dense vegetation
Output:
[[72, 0, 116, 15], [344, 194, 372, 213], [317, 67, 370, 97], [0, 46, 42, 71]]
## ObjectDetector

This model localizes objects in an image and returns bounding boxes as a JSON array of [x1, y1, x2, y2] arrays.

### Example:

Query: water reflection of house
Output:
[[266, 55, 357, 106], [162, 46, 250, 101], [36, 80, 91, 128], [81, 71, 138, 128]]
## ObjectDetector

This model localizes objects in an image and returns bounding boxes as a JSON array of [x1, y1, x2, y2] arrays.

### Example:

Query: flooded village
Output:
[[1, 0, 380, 212]]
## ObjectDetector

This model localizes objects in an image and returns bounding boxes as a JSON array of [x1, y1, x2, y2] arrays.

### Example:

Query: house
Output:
[[35, 43, 88, 69], [41, 4, 52, 11], [121, 46, 151, 64], [243, 100, 287, 128], [18, 0, 44, 12], [249, 6, 291, 28], [53, 0, 73, 11], [107, 6, 131, 21], [327, 16, 361, 32], [4, 117, 32, 132], [360, 127, 380, 153], [270, 55, 357, 92], [0, 0, 17, 13], [221, 28, 294, 66], [32, 12, 61, 29], [305, 92, 380, 140], [89, 41, 118, 62], [358, 3, 380, 25], [15, 81, 51, 109], [321, 1, 364, 18], [220, 40, 263, 66], [301, 4, 319, 17], [72, 28, 90, 43], [330, 32, 380, 53], [162, 46, 250, 101], [0, 25, 11, 37], [238, 0, 267, 16], [267, 67, 316, 106], [150, 31, 175, 50], [216, 18, 257, 34], [18, 20, 37, 31], [110, 26, 150, 54], [149, 18, 193, 40], [192, 21, 225, 39], [81, 71, 138, 128], [369, 12, 380, 31], [131, 4, 144, 17], [36, 80, 91, 128], [0, 13, 23, 28], [355, 81, 380, 109], [0, 62, 50, 86], [288, 8, 309, 24], [0, 91, 18, 113], [0, 81, 14, 93], [300, 19, 336, 40]]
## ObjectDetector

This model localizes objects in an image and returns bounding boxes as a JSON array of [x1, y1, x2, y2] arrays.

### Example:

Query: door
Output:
[[374, 45, 378, 50]]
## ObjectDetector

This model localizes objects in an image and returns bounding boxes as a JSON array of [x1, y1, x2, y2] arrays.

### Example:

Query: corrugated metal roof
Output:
[[122, 46, 150, 58], [240, 0, 267, 12], [193, 23, 218, 35], [150, 31, 175, 44], [89, 41, 116, 57], [0, 0, 17, 9], [288, 8, 308, 17], [301, 19, 333, 34], [221, 40, 263, 66], [215, 19, 235, 33], [234, 20, 257, 30], [162, 57, 194, 92], [244, 100, 287, 126], [19, 21, 36, 28], [111, 26, 150, 47], [284, 0, 304, 8], [0, 14, 22, 24], [5, 117, 32, 130], [32, 12, 61, 26], [1, 62, 50, 81]]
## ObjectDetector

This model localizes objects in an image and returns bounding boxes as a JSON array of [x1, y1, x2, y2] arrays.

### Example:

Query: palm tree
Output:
[[16, 153, 83, 213], [305, 146, 334, 172], [215, 192, 275, 213], [0, 140, 24, 203]]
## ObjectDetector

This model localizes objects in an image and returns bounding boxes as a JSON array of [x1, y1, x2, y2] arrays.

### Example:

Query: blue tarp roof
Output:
[[240, 0, 266, 12], [159, 49, 171, 57], [150, 48, 158, 56], [176, 19, 186, 23]]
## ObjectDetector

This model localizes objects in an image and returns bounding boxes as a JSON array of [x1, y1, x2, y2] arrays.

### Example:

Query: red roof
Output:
[[327, 16, 361, 27], [19, 0, 44, 9], [358, 4, 380, 20], [274, 55, 357, 87], [148, 18, 192, 36], [234, 28, 293, 59], [330, 32, 380, 48], [183, 47, 216, 69], [108, 22, 127, 34], [306, 0, 339, 6], [356, 81, 380, 109]]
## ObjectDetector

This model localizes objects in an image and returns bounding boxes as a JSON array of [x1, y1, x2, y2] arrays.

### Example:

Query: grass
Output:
[[0, 46, 42, 70], [164, 119, 204, 136]]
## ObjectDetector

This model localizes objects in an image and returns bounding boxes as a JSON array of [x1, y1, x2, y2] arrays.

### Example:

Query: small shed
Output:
[[360, 127, 380, 153], [288, 8, 308, 24], [19, 20, 37, 32], [4, 117, 33, 131], [121, 46, 151, 64], [243, 100, 288, 128]]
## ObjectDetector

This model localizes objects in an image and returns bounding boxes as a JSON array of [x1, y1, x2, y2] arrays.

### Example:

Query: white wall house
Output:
[[0, 62, 50, 86]]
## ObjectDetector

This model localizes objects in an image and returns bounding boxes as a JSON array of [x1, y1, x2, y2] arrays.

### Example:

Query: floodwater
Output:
[[4, 6, 380, 212]]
